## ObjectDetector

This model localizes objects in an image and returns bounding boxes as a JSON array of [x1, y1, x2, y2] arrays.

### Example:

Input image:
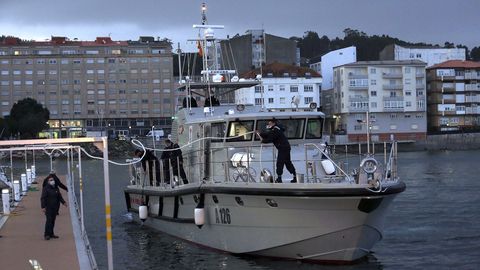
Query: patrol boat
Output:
[[124, 3, 405, 263]]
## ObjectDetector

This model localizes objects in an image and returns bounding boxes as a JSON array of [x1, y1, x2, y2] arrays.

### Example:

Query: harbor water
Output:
[[51, 149, 480, 269]]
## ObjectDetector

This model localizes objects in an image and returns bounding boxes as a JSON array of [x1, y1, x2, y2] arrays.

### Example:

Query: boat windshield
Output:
[[255, 119, 305, 140], [226, 120, 254, 141], [306, 118, 323, 139]]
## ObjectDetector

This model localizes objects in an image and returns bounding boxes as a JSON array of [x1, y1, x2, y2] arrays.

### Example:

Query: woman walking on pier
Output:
[[41, 176, 67, 240]]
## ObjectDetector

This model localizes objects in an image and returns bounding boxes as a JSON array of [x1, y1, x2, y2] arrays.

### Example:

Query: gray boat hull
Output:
[[125, 182, 404, 262]]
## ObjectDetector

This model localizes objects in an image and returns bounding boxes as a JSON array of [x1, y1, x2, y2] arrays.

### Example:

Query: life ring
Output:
[[179, 125, 184, 134]]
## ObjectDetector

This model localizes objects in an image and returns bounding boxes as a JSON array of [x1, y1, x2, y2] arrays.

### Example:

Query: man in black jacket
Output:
[[41, 176, 67, 240], [135, 149, 161, 186], [165, 139, 189, 184], [42, 171, 68, 192], [258, 119, 297, 183], [163, 139, 188, 184]]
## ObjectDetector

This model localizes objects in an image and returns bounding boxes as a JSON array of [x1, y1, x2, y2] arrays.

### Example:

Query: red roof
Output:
[[428, 60, 480, 69]]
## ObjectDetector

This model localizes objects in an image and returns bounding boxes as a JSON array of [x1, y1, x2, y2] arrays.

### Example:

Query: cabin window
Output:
[[211, 122, 226, 142], [306, 118, 323, 139], [227, 120, 254, 141], [255, 119, 305, 140]]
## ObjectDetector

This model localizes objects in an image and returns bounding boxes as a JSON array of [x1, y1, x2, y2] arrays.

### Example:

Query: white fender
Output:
[[321, 160, 336, 175], [194, 208, 205, 228], [139, 205, 148, 221]]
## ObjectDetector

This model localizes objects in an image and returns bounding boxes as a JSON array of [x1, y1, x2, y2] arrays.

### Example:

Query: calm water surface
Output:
[[54, 150, 480, 270]]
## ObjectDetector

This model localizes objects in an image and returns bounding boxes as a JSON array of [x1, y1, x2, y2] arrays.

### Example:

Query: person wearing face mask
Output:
[[41, 176, 67, 240], [42, 171, 68, 192], [257, 118, 297, 183]]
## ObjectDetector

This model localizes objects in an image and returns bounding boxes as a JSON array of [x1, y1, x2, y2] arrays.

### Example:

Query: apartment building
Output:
[[235, 63, 322, 110], [426, 60, 480, 133], [331, 60, 427, 142], [0, 36, 174, 138], [380, 44, 466, 67], [220, 30, 298, 75]]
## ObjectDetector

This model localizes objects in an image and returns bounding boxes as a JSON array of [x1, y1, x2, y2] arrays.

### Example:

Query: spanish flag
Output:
[[197, 40, 203, 57]]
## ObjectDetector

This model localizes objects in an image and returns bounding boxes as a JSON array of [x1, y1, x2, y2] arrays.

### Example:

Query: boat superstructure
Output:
[[124, 3, 405, 263]]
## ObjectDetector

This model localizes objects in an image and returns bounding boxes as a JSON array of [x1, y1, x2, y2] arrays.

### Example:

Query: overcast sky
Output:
[[1, 0, 479, 52]]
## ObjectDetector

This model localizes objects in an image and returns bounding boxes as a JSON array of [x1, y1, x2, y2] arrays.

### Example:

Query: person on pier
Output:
[[41, 176, 67, 240]]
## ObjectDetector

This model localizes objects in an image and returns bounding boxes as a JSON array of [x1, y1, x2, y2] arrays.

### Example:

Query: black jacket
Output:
[[162, 143, 183, 165], [140, 150, 159, 171], [260, 125, 291, 150], [42, 174, 68, 192], [41, 184, 66, 210]]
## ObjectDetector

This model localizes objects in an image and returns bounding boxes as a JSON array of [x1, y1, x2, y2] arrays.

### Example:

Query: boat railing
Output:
[[303, 143, 353, 183]]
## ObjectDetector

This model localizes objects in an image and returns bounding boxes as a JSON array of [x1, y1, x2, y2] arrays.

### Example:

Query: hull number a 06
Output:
[[215, 208, 231, 224]]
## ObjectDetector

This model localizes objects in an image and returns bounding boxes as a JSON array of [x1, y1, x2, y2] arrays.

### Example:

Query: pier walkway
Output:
[[0, 176, 81, 270]]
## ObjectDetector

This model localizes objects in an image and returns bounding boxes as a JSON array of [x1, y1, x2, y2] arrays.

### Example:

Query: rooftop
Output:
[[428, 60, 480, 69], [241, 62, 321, 78]]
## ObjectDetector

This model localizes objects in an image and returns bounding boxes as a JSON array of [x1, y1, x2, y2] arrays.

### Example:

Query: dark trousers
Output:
[[172, 161, 188, 184], [147, 160, 161, 186], [162, 161, 170, 184], [44, 209, 57, 237], [276, 149, 296, 177]]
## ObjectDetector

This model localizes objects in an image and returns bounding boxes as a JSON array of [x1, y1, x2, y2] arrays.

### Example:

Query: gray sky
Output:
[[1, 0, 479, 52]]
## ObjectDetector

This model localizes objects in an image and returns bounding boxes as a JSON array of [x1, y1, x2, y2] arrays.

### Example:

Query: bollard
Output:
[[13, 180, 20, 201], [26, 169, 32, 185], [21, 173, 27, 194], [31, 165, 36, 183], [2, 189, 10, 215]]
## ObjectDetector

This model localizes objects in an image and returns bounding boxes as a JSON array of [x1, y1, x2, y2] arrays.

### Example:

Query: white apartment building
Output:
[[380, 44, 466, 68], [320, 46, 356, 90], [236, 63, 322, 110], [332, 60, 427, 142]]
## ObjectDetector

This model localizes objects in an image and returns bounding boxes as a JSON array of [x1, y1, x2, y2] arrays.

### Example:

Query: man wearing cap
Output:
[[257, 119, 297, 183]]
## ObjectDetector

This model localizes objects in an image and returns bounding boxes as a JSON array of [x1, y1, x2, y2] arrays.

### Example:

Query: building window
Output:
[[255, 98, 263, 105], [304, 85, 313, 92], [268, 98, 274, 104], [254, 86, 263, 93], [405, 67, 411, 73], [371, 102, 377, 108], [279, 97, 285, 104], [371, 79, 376, 85], [370, 91, 377, 96], [304, 97, 313, 104], [405, 91, 412, 96], [405, 78, 411, 85], [405, 101, 412, 107], [279, 85, 285, 91], [370, 68, 376, 74], [290, 85, 298, 92], [268, 85, 274, 91]]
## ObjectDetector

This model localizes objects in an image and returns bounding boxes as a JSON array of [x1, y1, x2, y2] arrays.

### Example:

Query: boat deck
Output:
[[0, 175, 81, 270]]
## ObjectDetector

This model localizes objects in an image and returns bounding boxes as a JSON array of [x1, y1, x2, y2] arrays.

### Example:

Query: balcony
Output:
[[348, 73, 368, 79], [383, 97, 404, 112], [415, 72, 425, 78], [416, 84, 425, 90], [465, 83, 480, 91], [383, 84, 403, 90], [348, 96, 369, 102], [348, 85, 368, 90], [465, 72, 479, 80], [382, 72, 403, 79]]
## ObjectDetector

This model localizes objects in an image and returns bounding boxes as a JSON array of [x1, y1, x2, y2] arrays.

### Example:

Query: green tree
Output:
[[9, 98, 50, 139], [471, 46, 480, 61]]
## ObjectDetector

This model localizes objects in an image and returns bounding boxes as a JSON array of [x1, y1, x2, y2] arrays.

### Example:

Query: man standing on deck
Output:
[[257, 118, 297, 183], [41, 176, 67, 240], [163, 139, 189, 185], [135, 149, 161, 186]]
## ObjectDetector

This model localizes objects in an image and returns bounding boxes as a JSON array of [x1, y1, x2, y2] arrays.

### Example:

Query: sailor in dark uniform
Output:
[[163, 139, 188, 184], [41, 176, 67, 240], [258, 119, 297, 183], [135, 149, 161, 186]]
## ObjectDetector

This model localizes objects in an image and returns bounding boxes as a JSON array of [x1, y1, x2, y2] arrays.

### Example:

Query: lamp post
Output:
[[151, 125, 156, 150]]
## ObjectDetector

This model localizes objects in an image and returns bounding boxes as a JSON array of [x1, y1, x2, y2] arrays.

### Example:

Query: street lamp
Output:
[[151, 125, 156, 150]]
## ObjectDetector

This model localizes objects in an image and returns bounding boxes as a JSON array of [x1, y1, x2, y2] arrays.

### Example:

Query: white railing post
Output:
[[13, 180, 20, 201], [21, 173, 27, 195], [26, 168, 32, 186], [2, 189, 10, 215]]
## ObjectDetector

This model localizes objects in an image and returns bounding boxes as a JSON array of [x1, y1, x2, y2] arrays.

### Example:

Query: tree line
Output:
[[0, 98, 50, 139], [290, 28, 480, 63]]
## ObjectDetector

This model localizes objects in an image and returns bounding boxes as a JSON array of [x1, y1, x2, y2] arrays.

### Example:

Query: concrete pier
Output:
[[0, 176, 82, 270]]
